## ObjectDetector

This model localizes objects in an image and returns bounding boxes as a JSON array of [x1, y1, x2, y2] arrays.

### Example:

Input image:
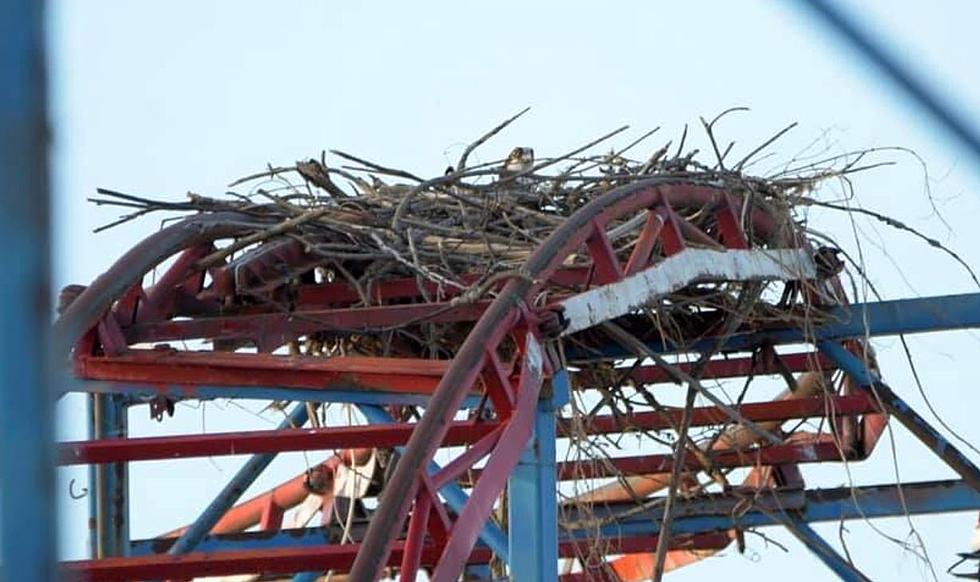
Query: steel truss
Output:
[[54, 180, 980, 582]]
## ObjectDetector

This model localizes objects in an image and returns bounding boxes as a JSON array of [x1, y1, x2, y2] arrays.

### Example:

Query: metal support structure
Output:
[[53, 153, 980, 581], [58, 283, 980, 582], [90, 394, 129, 557], [64, 480, 980, 580], [591, 479, 980, 540], [132, 526, 333, 555], [508, 370, 568, 580], [87, 395, 99, 556], [0, 0, 53, 580], [290, 404, 513, 582], [818, 340, 980, 491], [571, 292, 980, 360], [351, 181, 798, 581], [125, 525, 727, 558], [71, 379, 483, 409], [57, 392, 878, 467], [168, 403, 309, 556], [358, 404, 510, 559]]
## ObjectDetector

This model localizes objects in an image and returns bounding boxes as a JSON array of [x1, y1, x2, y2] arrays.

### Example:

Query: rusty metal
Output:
[[56, 173, 980, 581]]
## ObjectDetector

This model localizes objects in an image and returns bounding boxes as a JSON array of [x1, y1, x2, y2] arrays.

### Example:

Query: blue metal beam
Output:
[[126, 480, 980, 564], [90, 394, 129, 557], [131, 526, 488, 558], [507, 370, 567, 581], [130, 526, 332, 556], [570, 293, 980, 360], [131, 527, 498, 559], [796, 0, 980, 168], [777, 512, 871, 581], [87, 395, 98, 557], [168, 404, 309, 556], [0, 0, 54, 579], [807, 293, 980, 339], [589, 479, 980, 540]]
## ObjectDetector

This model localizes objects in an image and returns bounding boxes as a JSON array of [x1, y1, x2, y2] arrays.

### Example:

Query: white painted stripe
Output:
[[559, 248, 816, 336], [525, 333, 544, 376]]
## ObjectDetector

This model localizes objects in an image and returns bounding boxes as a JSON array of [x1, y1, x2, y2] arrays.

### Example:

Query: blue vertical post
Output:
[[87, 395, 98, 556], [507, 369, 567, 581], [0, 0, 54, 580], [91, 394, 129, 557]]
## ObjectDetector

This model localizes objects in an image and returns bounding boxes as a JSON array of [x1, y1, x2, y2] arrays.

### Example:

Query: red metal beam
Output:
[[209, 238, 316, 299], [630, 352, 834, 385], [75, 350, 449, 395], [58, 421, 498, 466], [135, 245, 212, 325], [566, 393, 879, 435], [63, 534, 730, 581], [123, 301, 492, 344], [58, 395, 877, 465], [555, 437, 851, 480], [62, 542, 493, 581], [77, 343, 835, 409]]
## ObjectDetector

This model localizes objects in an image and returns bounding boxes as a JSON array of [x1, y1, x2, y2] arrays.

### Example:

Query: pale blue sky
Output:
[[48, 1, 980, 580]]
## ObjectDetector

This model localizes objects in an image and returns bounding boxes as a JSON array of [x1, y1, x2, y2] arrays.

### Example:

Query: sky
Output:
[[47, 1, 980, 580]]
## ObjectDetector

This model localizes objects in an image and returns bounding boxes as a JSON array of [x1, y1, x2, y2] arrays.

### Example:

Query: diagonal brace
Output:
[[775, 511, 871, 582], [818, 340, 980, 492]]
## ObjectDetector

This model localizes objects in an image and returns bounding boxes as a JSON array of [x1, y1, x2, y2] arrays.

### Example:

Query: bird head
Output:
[[504, 147, 535, 173]]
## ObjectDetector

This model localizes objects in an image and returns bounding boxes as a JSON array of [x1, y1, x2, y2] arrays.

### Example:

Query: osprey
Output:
[[500, 146, 534, 179]]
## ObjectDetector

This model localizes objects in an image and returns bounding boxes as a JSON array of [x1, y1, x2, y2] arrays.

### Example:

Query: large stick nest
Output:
[[90, 115, 867, 357]]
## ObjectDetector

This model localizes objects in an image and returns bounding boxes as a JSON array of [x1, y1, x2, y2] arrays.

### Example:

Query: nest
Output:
[[90, 113, 870, 361]]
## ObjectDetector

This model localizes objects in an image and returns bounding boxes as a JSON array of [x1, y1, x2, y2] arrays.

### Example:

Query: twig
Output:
[[457, 107, 531, 172]]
